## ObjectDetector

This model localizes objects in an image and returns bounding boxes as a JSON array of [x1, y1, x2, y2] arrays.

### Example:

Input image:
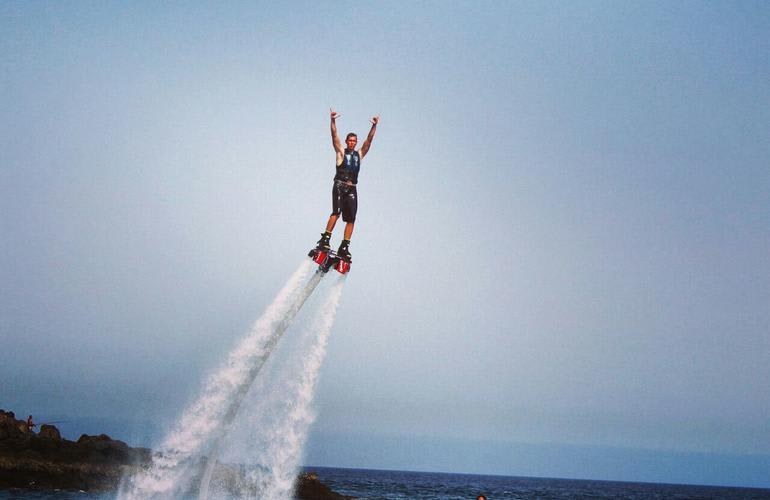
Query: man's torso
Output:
[[334, 148, 360, 185]]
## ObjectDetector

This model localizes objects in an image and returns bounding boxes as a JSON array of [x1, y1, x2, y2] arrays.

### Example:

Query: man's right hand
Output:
[[330, 108, 343, 153]]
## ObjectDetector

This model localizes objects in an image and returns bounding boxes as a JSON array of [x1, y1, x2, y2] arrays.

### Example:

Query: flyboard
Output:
[[308, 247, 351, 274]]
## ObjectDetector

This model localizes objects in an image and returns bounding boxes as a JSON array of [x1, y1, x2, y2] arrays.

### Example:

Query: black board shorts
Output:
[[331, 181, 358, 223]]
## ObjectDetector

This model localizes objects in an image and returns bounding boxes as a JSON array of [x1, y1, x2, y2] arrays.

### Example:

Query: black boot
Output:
[[337, 239, 352, 263], [315, 231, 332, 251]]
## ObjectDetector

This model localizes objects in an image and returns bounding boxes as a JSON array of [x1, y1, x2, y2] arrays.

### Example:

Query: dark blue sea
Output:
[[306, 467, 770, 499], [1, 466, 769, 499]]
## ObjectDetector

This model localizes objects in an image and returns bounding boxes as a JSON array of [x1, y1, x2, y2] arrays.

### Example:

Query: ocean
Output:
[[2, 466, 770, 499], [306, 467, 770, 499]]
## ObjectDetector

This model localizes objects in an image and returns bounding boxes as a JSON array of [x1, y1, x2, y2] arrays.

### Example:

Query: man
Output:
[[314, 108, 379, 263]]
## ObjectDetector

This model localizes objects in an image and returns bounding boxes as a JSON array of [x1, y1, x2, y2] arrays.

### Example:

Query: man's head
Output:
[[477, 496, 487, 500], [345, 132, 358, 150]]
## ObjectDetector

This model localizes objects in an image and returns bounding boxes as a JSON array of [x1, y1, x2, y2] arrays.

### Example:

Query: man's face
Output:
[[346, 136, 358, 150]]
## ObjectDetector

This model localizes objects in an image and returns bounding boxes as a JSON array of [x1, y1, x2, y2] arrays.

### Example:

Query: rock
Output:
[[77, 434, 112, 447], [38, 425, 61, 440], [0, 411, 24, 440], [76, 434, 130, 463], [0, 416, 143, 490], [296, 471, 353, 499]]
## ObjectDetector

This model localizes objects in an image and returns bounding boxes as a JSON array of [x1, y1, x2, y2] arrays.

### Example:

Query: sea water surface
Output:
[[308, 466, 770, 499], [2, 466, 770, 499]]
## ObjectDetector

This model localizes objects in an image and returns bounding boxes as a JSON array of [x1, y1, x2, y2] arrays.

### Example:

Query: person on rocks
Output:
[[26, 415, 35, 433], [312, 108, 379, 263]]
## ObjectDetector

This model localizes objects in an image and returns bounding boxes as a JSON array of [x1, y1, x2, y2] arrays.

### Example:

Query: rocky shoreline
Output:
[[0, 409, 349, 498]]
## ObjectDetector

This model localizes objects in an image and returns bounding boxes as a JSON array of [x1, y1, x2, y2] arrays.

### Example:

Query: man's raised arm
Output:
[[330, 108, 343, 153], [360, 115, 379, 158]]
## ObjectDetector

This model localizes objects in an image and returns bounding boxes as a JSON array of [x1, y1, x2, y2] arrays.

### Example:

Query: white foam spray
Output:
[[120, 260, 318, 499], [214, 275, 346, 499]]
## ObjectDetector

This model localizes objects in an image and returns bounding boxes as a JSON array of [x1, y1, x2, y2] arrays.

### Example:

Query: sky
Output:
[[2, 0, 770, 488]]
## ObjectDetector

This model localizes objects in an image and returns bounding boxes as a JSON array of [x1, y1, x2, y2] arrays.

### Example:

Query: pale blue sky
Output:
[[2, 0, 769, 488]]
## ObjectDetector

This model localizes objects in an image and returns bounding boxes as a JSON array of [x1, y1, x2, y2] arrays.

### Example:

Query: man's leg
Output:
[[315, 214, 338, 251], [326, 214, 339, 233], [337, 222, 354, 263], [336, 187, 356, 262], [316, 183, 343, 252]]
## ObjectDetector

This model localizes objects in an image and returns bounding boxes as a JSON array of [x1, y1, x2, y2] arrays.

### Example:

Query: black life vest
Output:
[[334, 149, 360, 184]]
